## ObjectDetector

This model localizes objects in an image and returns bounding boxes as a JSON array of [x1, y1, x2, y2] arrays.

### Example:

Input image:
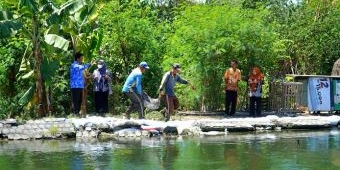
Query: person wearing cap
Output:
[[92, 59, 112, 115], [122, 61, 149, 119], [158, 63, 195, 121], [224, 60, 241, 117]]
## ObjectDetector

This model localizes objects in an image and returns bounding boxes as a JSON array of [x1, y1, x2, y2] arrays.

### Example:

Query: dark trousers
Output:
[[225, 90, 238, 116], [124, 92, 144, 119], [94, 91, 109, 114], [249, 96, 262, 117], [71, 88, 83, 114]]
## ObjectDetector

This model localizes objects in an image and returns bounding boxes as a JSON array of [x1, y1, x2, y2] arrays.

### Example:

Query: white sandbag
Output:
[[141, 92, 160, 110]]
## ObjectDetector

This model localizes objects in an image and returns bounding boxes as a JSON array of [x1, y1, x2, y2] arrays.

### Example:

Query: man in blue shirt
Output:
[[70, 52, 92, 115], [122, 61, 149, 119]]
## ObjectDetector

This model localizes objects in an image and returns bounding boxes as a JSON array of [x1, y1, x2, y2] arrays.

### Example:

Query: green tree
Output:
[[98, 0, 166, 114], [165, 3, 285, 111], [274, 0, 340, 75], [0, 0, 102, 117]]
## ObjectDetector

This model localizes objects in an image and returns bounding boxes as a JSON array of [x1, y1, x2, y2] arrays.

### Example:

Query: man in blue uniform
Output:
[[122, 62, 149, 119], [70, 52, 93, 115]]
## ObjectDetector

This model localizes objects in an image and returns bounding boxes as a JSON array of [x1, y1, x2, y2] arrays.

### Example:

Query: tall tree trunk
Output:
[[81, 71, 90, 116], [32, 14, 47, 117]]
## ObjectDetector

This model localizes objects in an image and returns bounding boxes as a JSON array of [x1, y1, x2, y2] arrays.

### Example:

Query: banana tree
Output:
[[0, 0, 53, 117], [0, 0, 96, 117], [53, 0, 104, 115]]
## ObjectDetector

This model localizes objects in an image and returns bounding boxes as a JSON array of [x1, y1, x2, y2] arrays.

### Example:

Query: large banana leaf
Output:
[[59, 0, 87, 15], [41, 58, 59, 85], [46, 0, 87, 26], [89, 28, 104, 52], [0, 10, 14, 20], [19, 0, 39, 13], [75, 2, 104, 24], [39, 0, 59, 13], [0, 11, 23, 38], [18, 85, 35, 106], [21, 70, 34, 79], [44, 34, 70, 51], [18, 57, 30, 72], [16, 44, 34, 80]]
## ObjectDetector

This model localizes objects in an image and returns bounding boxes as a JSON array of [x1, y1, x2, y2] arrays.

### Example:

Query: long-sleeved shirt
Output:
[[224, 67, 241, 91], [93, 69, 112, 92], [70, 61, 90, 89], [248, 67, 264, 97], [159, 71, 188, 97], [122, 68, 143, 94]]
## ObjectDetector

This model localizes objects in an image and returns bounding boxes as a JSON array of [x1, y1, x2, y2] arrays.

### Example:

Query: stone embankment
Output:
[[0, 115, 339, 140]]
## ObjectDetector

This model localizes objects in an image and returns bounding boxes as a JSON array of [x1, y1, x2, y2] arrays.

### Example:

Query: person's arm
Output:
[[93, 70, 100, 81], [105, 70, 112, 82], [188, 82, 195, 90], [224, 69, 230, 84], [259, 75, 264, 87], [176, 75, 188, 84], [177, 75, 195, 90], [82, 60, 95, 70], [238, 70, 241, 82], [159, 73, 169, 91], [158, 73, 170, 97], [135, 74, 142, 95], [82, 63, 91, 70]]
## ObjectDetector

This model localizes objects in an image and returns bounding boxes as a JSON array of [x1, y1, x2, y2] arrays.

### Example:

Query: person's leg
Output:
[[173, 97, 179, 112], [125, 92, 144, 119], [124, 92, 136, 119], [72, 88, 82, 115], [102, 91, 109, 113], [164, 95, 174, 121], [225, 90, 231, 116], [134, 93, 144, 119], [230, 91, 238, 116], [94, 91, 100, 113], [249, 96, 255, 117], [98, 91, 107, 114], [78, 89, 84, 115], [71, 88, 77, 114], [256, 97, 262, 117], [160, 95, 167, 117]]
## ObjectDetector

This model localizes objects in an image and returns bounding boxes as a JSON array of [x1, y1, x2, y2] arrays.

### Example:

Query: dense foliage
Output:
[[0, 0, 339, 118]]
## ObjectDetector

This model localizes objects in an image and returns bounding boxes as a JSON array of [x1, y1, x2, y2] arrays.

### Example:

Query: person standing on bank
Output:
[[248, 67, 264, 117], [93, 59, 112, 115], [224, 60, 241, 117], [122, 62, 150, 119], [159, 63, 195, 121], [70, 52, 93, 115]]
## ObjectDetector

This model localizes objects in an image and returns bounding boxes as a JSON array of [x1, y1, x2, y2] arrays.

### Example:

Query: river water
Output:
[[0, 129, 339, 170]]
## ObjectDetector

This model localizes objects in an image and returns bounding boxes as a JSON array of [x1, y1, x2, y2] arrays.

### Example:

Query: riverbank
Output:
[[0, 112, 339, 140]]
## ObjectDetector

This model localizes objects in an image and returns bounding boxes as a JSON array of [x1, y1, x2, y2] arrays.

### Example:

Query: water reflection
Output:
[[159, 139, 179, 170], [0, 129, 339, 170]]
